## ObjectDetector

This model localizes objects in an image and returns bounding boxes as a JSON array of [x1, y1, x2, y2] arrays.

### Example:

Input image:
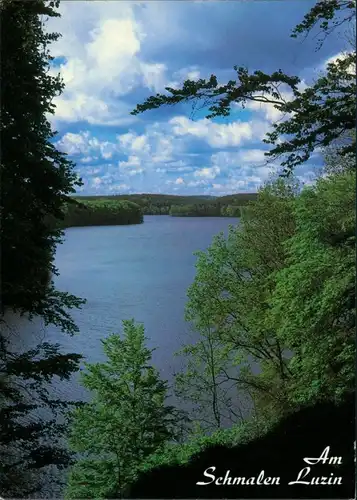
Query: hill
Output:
[[74, 193, 257, 216]]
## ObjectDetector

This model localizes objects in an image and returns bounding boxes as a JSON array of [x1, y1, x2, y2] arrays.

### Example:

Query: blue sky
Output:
[[46, 1, 348, 196]]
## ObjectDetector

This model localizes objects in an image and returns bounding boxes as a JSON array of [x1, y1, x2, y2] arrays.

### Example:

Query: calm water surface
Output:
[[7, 215, 238, 404]]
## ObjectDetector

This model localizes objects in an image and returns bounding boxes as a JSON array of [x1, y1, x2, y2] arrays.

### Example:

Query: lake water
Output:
[[4, 215, 248, 496], [5, 215, 239, 405]]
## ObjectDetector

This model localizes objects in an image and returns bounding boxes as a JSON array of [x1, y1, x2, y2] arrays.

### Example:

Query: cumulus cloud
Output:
[[211, 149, 270, 169], [119, 132, 151, 154], [46, 1, 335, 195], [165, 65, 202, 89], [118, 155, 144, 175], [80, 156, 96, 163], [194, 166, 220, 180], [56, 131, 118, 160], [46, 2, 169, 125], [169, 116, 269, 148], [56, 131, 93, 155], [92, 176, 102, 187], [323, 51, 355, 75], [117, 128, 177, 164]]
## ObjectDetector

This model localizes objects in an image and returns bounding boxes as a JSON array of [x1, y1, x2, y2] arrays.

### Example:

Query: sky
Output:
[[46, 0, 349, 196]]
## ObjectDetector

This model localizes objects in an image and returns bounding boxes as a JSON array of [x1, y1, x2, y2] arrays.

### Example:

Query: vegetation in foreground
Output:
[[1, 0, 85, 495], [64, 0, 356, 496], [65, 156, 355, 499], [65, 320, 188, 499], [1, 0, 355, 497], [128, 394, 354, 499]]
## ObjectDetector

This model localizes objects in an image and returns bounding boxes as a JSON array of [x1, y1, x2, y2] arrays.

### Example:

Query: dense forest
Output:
[[61, 199, 143, 228], [1, 0, 355, 498], [169, 203, 243, 217], [60, 195, 247, 228], [74, 192, 257, 217]]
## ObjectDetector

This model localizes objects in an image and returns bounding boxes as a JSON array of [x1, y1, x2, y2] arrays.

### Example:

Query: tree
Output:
[[0, 333, 82, 497], [131, 1, 356, 175], [267, 168, 355, 405], [322, 130, 356, 175], [0, 0, 84, 325], [175, 325, 246, 432], [181, 179, 299, 423], [220, 205, 241, 217], [66, 320, 187, 499], [291, 0, 356, 47], [0, 0, 86, 494], [62, 199, 143, 227]]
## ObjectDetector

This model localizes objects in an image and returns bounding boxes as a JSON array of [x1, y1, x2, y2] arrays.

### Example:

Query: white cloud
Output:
[[211, 150, 267, 169], [119, 133, 151, 154], [56, 131, 92, 155], [118, 155, 144, 175], [117, 128, 177, 165], [244, 100, 284, 122], [211, 177, 260, 194], [187, 179, 209, 188], [323, 51, 355, 75], [240, 83, 297, 123], [118, 155, 141, 169], [169, 116, 269, 148], [46, 2, 169, 125], [194, 166, 220, 179], [140, 62, 168, 91], [92, 177, 102, 187], [237, 149, 267, 164], [166, 66, 202, 89], [166, 177, 186, 186], [80, 156, 95, 163], [56, 131, 119, 160]]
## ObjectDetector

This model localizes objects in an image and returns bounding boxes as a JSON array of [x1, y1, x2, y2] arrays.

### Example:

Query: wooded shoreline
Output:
[[61, 193, 257, 226]]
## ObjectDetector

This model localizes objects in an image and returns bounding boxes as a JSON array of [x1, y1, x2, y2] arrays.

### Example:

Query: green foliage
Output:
[[170, 203, 221, 217], [263, 51, 356, 174], [138, 411, 276, 473], [0, 330, 82, 497], [131, 3, 355, 175], [268, 169, 355, 404], [176, 169, 355, 436], [124, 2, 356, 490], [175, 326, 247, 431], [135, 167, 355, 481], [291, 0, 356, 47], [0, 0, 84, 321], [142, 204, 170, 215], [182, 179, 298, 423], [220, 205, 241, 217], [75, 193, 257, 216], [66, 320, 187, 499], [61, 199, 143, 227], [322, 130, 356, 175], [0, 0, 86, 495], [169, 203, 242, 217]]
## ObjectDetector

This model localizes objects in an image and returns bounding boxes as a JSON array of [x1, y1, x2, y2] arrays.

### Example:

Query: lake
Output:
[[6, 215, 238, 405]]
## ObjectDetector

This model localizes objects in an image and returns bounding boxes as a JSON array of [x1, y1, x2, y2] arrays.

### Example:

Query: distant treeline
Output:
[[61, 199, 143, 228], [74, 193, 257, 217], [170, 203, 244, 217]]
